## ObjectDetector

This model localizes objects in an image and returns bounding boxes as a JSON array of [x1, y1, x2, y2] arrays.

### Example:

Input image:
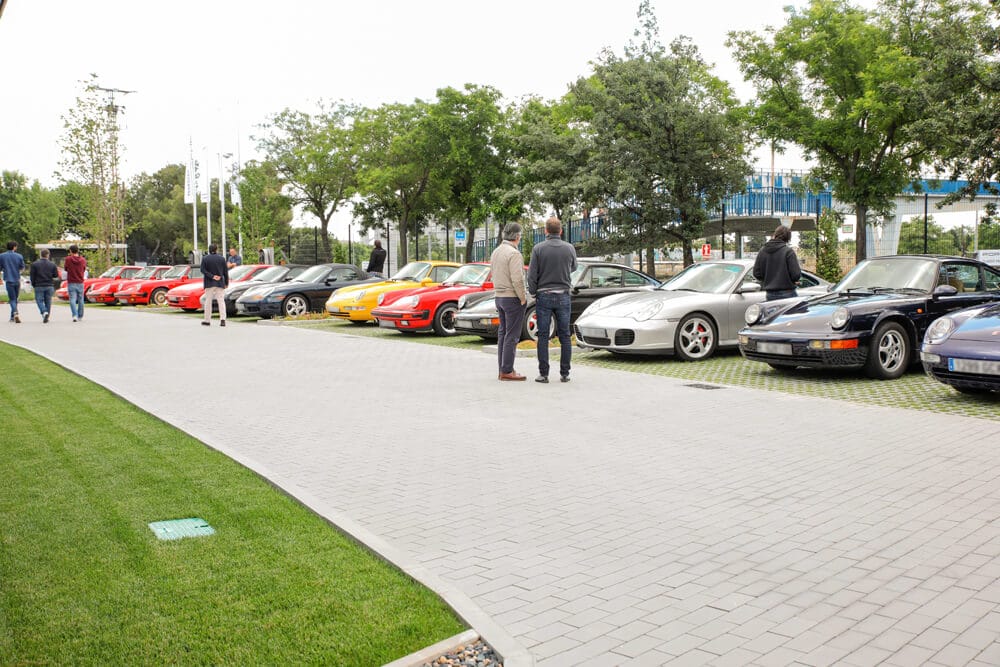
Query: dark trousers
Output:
[[496, 297, 525, 374], [765, 288, 798, 301], [5, 280, 19, 319], [535, 291, 572, 378], [34, 285, 54, 316]]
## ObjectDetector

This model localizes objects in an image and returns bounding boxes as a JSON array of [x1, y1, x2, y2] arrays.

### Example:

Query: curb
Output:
[[381, 629, 480, 667]]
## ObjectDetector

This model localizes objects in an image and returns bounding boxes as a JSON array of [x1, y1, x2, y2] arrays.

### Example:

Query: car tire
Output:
[[864, 321, 910, 380], [282, 294, 309, 317], [522, 305, 555, 342], [674, 313, 718, 361], [432, 302, 458, 336], [149, 288, 168, 307]]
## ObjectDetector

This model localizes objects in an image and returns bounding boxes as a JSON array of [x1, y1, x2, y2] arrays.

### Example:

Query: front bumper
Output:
[[371, 308, 431, 331], [921, 343, 1000, 392], [167, 296, 201, 309], [326, 303, 374, 321], [236, 301, 281, 316], [738, 332, 869, 368], [573, 316, 679, 354], [455, 315, 499, 338], [116, 293, 148, 305]]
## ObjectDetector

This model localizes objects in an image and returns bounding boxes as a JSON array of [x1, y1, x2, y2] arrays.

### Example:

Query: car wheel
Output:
[[522, 306, 555, 342], [282, 294, 309, 317], [674, 313, 718, 361], [432, 302, 458, 336], [149, 288, 168, 306], [864, 321, 910, 380]]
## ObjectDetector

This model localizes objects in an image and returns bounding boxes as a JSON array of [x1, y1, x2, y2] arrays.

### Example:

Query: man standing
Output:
[[227, 247, 242, 269], [753, 224, 801, 301], [1, 241, 25, 323], [30, 249, 60, 323], [527, 217, 577, 383], [490, 223, 527, 381], [200, 244, 229, 326], [366, 240, 387, 277], [64, 244, 87, 322]]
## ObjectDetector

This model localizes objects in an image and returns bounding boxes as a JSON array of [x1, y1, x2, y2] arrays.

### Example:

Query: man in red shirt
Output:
[[64, 244, 87, 322]]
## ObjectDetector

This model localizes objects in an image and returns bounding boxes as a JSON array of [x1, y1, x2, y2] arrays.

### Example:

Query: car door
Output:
[[724, 269, 769, 340], [571, 266, 623, 317], [926, 261, 1000, 331], [304, 267, 335, 308]]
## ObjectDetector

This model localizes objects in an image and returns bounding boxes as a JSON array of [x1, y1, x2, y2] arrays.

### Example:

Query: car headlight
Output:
[[745, 304, 762, 325], [925, 317, 955, 344], [377, 293, 385, 306], [458, 295, 468, 309], [830, 306, 850, 329], [402, 295, 419, 308], [632, 301, 662, 322]]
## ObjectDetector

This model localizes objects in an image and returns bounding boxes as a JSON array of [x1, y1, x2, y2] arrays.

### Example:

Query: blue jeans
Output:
[[496, 297, 525, 374], [34, 285, 54, 317], [68, 282, 85, 319], [535, 291, 572, 378], [765, 288, 798, 301], [5, 280, 19, 320]]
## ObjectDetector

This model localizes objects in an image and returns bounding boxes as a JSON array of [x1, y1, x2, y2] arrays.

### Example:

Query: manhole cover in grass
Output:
[[684, 383, 722, 390], [148, 518, 215, 541]]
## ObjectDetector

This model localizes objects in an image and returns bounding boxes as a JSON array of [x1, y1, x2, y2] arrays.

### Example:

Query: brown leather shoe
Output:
[[499, 371, 526, 381]]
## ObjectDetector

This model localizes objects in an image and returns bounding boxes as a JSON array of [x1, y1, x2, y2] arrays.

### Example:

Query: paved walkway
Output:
[[4, 307, 1000, 667]]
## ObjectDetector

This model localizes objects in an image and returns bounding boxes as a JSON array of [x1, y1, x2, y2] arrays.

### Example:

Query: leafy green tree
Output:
[[729, 0, 977, 264], [572, 24, 753, 268], [0, 172, 65, 260], [0, 170, 30, 247], [125, 164, 190, 263], [814, 209, 844, 282], [256, 102, 358, 262], [898, 215, 959, 254], [353, 101, 447, 266], [234, 160, 294, 255]]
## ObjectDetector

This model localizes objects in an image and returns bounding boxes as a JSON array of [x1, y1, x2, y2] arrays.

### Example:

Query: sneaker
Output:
[[72, 317, 78, 322], [201, 321, 210, 326], [220, 320, 226, 327], [13, 312, 20, 323], [43, 312, 49, 323], [560, 375, 571, 383], [535, 375, 549, 383]]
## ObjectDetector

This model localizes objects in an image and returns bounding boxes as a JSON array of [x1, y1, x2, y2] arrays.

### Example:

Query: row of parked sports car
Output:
[[61, 253, 1000, 394]]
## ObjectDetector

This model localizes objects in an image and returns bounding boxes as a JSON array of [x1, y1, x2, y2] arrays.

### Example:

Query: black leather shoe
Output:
[[201, 321, 210, 326], [560, 375, 570, 383]]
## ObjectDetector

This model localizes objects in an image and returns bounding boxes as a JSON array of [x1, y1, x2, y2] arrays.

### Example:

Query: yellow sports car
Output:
[[325, 260, 461, 323]]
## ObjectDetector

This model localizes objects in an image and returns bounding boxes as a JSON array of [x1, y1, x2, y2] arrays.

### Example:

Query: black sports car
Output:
[[222, 264, 307, 316], [235, 263, 379, 317], [739, 255, 1000, 379], [921, 302, 1000, 394], [454, 260, 659, 341]]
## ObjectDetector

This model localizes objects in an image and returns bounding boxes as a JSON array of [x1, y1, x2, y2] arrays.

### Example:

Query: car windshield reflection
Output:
[[249, 266, 287, 282], [658, 262, 743, 294], [391, 262, 431, 281], [443, 264, 490, 286], [162, 267, 187, 279], [835, 257, 936, 293], [293, 265, 331, 282]]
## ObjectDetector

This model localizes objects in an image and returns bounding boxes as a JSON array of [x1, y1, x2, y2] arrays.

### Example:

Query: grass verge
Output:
[[0, 343, 465, 665]]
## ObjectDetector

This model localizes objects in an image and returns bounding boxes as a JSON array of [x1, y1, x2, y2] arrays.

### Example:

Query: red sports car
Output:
[[56, 265, 141, 301], [87, 265, 172, 304], [165, 264, 272, 311], [115, 265, 203, 306], [371, 262, 498, 336]]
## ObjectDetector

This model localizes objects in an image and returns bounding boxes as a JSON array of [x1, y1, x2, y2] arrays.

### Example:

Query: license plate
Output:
[[580, 327, 607, 338], [328, 306, 341, 313], [758, 341, 792, 355], [378, 319, 396, 329], [948, 358, 1000, 376]]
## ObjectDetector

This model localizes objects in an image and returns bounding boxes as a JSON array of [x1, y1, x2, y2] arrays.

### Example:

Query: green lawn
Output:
[[0, 343, 464, 666]]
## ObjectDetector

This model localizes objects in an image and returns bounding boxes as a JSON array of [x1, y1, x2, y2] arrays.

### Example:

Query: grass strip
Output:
[[0, 343, 464, 666]]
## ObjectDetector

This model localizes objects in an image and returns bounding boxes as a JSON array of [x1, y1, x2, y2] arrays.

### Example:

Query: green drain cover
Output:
[[148, 518, 215, 541]]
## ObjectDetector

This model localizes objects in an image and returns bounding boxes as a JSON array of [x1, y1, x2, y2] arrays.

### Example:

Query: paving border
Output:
[[382, 629, 480, 667]]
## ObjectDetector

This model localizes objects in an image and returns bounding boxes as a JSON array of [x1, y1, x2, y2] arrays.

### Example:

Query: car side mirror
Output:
[[933, 284, 959, 297], [738, 283, 762, 294], [422, 278, 432, 285]]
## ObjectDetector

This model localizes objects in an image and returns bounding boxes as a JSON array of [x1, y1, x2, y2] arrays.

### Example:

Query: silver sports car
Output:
[[573, 259, 830, 360]]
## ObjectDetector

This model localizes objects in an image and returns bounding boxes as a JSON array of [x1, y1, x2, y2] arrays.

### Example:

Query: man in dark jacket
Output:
[[29, 248, 60, 323], [200, 244, 229, 326], [366, 240, 387, 277], [753, 224, 801, 301], [527, 217, 578, 383]]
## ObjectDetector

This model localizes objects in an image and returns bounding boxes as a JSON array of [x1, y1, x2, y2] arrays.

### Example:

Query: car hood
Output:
[[951, 302, 1000, 341], [585, 289, 721, 317], [755, 292, 922, 332], [168, 282, 203, 295]]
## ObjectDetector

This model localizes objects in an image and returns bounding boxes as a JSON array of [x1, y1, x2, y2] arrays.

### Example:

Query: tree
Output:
[[572, 20, 753, 268], [815, 209, 844, 282], [0, 171, 65, 260], [256, 102, 358, 262], [729, 0, 977, 264], [898, 215, 958, 254], [353, 101, 447, 266], [233, 160, 293, 254], [125, 164, 190, 263], [58, 74, 128, 266]]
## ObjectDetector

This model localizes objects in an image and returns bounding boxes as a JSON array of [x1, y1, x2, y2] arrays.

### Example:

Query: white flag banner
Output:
[[200, 157, 210, 203], [184, 142, 196, 204], [230, 179, 242, 206]]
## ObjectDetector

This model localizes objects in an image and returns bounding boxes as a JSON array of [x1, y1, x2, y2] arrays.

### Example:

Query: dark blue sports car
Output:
[[921, 302, 1000, 394], [739, 255, 1000, 379]]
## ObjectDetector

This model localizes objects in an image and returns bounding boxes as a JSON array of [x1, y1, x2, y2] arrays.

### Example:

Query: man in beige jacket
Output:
[[489, 222, 528, 381]]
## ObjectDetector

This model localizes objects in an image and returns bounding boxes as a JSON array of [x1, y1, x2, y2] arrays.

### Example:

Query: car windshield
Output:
[[228, 265, 255, 281], [658, 262, 744, 294], [99, 267, 118, 278], [133, 267, 160, 279], [293, 265, 330, 283], [391, 262, 431, 281], [162, 266, 188, 279], [835, 257, 937, 293], [250, 266, 287, 282], [570, 265, 587, 283], [443, 264, 490, 286]]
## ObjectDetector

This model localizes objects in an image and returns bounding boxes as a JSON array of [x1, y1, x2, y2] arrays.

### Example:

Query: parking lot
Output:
[[3, 307, 1000, 666]]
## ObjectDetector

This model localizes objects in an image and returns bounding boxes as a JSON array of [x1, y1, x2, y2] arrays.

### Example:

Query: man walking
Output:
[[490, 223, 527, 381], [753, 224, 801, 301], [527, 217, 577, 383], [1, 241, 26, 323], [64, 244, 87, 322], [30, 249, 60, 323], [200, 244, 229, 326]]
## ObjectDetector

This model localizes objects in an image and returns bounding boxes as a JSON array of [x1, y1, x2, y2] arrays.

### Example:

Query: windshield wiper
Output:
[[872, 287, 927, 294], [844, 287, 875, 294]]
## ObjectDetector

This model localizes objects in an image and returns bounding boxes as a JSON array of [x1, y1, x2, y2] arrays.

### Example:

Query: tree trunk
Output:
[[855, 203, 868, 264], [645, 246, 656, 279], [319, 216, 332, 262], [397, 216, 409, 266], [683, 242, 694, 267]]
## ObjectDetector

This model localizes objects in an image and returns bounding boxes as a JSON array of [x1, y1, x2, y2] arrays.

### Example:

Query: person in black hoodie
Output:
[[753, 224, 801, 301], [29, 248, 60, 323]]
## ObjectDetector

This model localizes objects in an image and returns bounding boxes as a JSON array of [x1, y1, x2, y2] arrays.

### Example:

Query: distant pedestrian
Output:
[[64, 244, 88, 322], [1, 241, 26, 323], [200, 244, 229, 326], [753, 224, 801, 301], [366, 240, 387, 277], [227, 247, 242, 269], [527, 217, 577, 383], [490, 223, 528, 381], [29, 249, 60, 323], [257, 246, 266, 263]]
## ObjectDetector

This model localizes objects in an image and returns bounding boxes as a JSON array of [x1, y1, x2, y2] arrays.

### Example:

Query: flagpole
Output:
[[218, 152, 226, 253]]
